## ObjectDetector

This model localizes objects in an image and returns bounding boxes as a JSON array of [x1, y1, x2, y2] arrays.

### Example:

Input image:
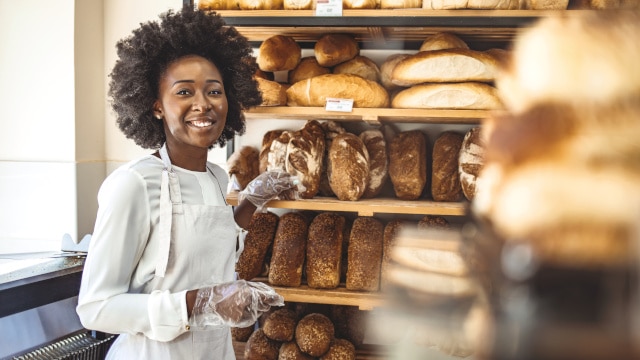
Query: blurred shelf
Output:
[[270, 283, 385, 310]]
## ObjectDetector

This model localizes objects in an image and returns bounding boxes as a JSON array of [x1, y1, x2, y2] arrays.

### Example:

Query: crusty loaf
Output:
[[359, 129, 388, 199], [267, 130, 292, 172], [381, 0, 421, 8], [318, 121, 346, 197], [236, 212, 279, 280], [295, 313, 335, 357], [245, 328, 281, 360], [288, 56, 331, 85], [254, 68, 275, 81], [258, 35, 301, 72], [328, 133, 370, 201], [269, 212, 309, 287], [346, 217, 385, 291], [284, 0, 314, 9], [263, 308, 298, 342], [314, 34, 359, 67], [239, 0, 283, 9], [392, 82, 502, 110], [197, 0, 240, 9], [286, 74, 389, 108], [227, 146, 259, 190], [391, 49, 500, 86], [525, 0, 568, 9], [333, 55, 381, 83], [432, 131, 464, 202], [388, 130, 428, 200], [459, 127, 484, 201], [286, 120, 325, 199], [423, 0, 521, 9], [343, 0, 377, 8], [380, 54, 410, 91], [419, 32, 469, 52], [255, 77, 288, 106], [306, 212, 346, 289], [260, 130, 284, 174], [279, 341, 315, 360]]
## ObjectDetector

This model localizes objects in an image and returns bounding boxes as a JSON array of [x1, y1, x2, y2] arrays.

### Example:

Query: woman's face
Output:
[[154, 55, 228, 151]]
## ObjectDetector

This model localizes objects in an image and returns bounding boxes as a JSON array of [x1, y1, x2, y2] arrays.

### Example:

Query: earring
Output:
[[156, 115, 162, 120]]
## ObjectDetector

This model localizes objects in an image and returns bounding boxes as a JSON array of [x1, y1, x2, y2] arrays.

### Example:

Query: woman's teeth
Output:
[[190, 120, 212, 127]]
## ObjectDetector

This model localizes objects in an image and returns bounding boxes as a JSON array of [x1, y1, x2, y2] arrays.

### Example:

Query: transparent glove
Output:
[[190, 280, 284, 329], [238, 170, 305, 212]]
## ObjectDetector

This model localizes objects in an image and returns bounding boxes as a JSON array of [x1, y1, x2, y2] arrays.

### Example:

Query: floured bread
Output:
[[227, 146, 260, 190], [328, 133, 370, 201], [419, 32, 469, 52], [381, 0, 421, 8], [286, 120, 325, 199], [380, 54, 410, 91], [392, 82, 502, 110], [286, 74, 389, 108], [284, 0, 314, 8], [459, 127, 485, 201]]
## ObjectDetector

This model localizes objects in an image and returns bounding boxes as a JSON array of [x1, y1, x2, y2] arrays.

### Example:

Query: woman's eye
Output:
[[176, 89, 191, 95], [208, 89, 223, 96]]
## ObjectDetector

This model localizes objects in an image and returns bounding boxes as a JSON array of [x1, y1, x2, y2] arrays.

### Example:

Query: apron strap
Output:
[[156, 144, 183, 278]]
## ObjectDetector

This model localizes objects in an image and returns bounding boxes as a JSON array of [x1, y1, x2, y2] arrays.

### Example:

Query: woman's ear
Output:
[[153, 101, 164, 120]]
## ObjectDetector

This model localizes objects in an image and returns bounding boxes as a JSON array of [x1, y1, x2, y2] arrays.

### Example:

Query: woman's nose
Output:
[[192, 93, 211, 111]]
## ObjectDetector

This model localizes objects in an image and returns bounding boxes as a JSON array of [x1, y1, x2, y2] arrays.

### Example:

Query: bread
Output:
[[267, 131, 292, 172], [380, 54, 410, 91], [319, 338, 356, 360], [328, 133, 370, 201], [386, 266, 476, 296], [235, 212, 279, 280], [419, 32, 469, 52], [343, 0, 377, 8], [432, 131, 464, 202], [245, 328, 281, 360], [286, 120, 326, 199], [255, 77, 288, 106], [295, 313, 335, 357], [418, 215, 450, 230], [587, 0, 639, 8], [306, 212, 346, 289], [239, 0, 283, 9], [269, 212, 309, 287], [258, 35, 301, 72], [279, 341, 315, 360], [288, 56, 331, 85], [314, 34, 359, 67], [381, 220, 409, 290], [391, 49, 500, 87], [330, 305, 367, 347], [260, 130, 284, 174], [284, 0, 315, 9], [423, 0, 521, 9], [346, 217, 385, 291], [263, 308, 298, 342], [524, 0, 568, 9], [231, 325, 254, 342], [459, 127, 484, 201], [318, 121, 346, 197], [388, 130, 428, 200], [380, 0, 421, 8], [332, 56, 381, 83], [392, 82, 502, 110], [197, 0, 240, 9], [359, 129, 388, 199], [227, 146, 260, 190], [286, 74, 389, 108]]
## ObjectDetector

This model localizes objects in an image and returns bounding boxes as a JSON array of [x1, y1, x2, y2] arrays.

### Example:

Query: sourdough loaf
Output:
[[295, 313, 335, 357], [286, 120, 326, 199], [359, 129, 388, 198], [388, 130, 428, 200], [459, 127, 484, 201], [269, 212, 309, 287], [381, 0, 421, 8], [391, 82, 502, 110], [288, 56, 331, 85], [255, 77, 288, 106], [267, 130, 292, 172], [418, 215, 450, 230], [346, 217, 385, 291], [286, 74, 389, 108], [197, 0, 240, 9], [328, 133, 370, 201], [381, 220, 409, 290], [314, 34, 359, 67], [380, 54, 410, 90], [431, 131, 464, 202], [306, 212, 345, 289], [343, 0, 377, 8], [419, 32, 469, 52], [227, 146, 259, 190], [333, 55, 381, 83], [284, 0, 314, 9], [318, 121, 346, 197], [260, 130, 284, 174], [257, 35, 301, 72], [423, 0, 521, 9], [235, 212, 279, 280]]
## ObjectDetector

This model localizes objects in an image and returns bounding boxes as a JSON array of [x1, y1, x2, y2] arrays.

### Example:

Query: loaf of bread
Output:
[[231, 325, 254, 342], [260, 130, 284, 174], [381, 0, 421, 8], [306, 212, 346, 289], [343, 0, 377, 8], [244, 328, 281, 360], [418, 215, 450, 230], [380, 54, 410, 90], [423, 0, 521, 9], [257, 35, 301, 72], [459, 127, 484, 201], [359, 129, 388, 199], [239, 0, 284, 9], [286, 120, 325, 199], [346, 217, 384, 291], [340, 218, 353, 284], [320, 338, 356, 360], [387, 266, 476, 296], [392, 82, 502, 110], [288, 56, 331, 85], [263, 308, 298, 342], [197, 0, 240, 9], [227, 146, 259, 191], [391, 49, 500, 87], [255, 77, 288, 106], [524, 0, 568, 9], [284, 0, 315, 9], [419, 32, 469, 52], [328, 133, 370, 201], [279, 341, 315, 360], [235, 212, 279, 280], [330, 305, 366, 347], [267, 130, 292, 172], [314, 34, 359, 67], [295, 313, 335, 357], [432, 131, 464, 202], [318, 121, 346, 197], [269, 212, 309, 287], [286, 74, 390, 108], [381, 220, 409, 290], [333, 55, 381, 83], [388, 130, 428, 200]]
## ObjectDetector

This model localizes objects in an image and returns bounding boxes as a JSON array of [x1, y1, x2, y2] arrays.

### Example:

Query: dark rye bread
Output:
[[231, 325, 254, 342], [381, 220, 410, 290], [306, 212, 346, 289], [432, 131, 464, 201], [330, 305, 366, 347], [263, 308, 298, 342], [418, 215, 451, 230], [388, 130, 428, 200], [360, 129, 389, 199], [346, 217, 385, 291], [236, 212, 279, 280], [245, 328, 281, 360], [459, 127, 485, 201], [319, 338, 356, 360], [269, 212, 309, 287], [328, 133, 369, 201], [279, 341, 315, 360], [295, 313, 335, 357]]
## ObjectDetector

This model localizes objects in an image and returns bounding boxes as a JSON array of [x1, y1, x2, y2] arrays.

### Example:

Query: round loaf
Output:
[[288, 56, 330, 85], [343, 0, 377, 8], [319, 338, 356, 360], [245, 328, 281, 360], [526, 0, 568, 9], [458, 127, 484, 201], [333, 55, 381, 83], [330, 305, 366, 347], [306, 212, 346, 289], [359, 129, 388, 198], [255, 68, 275, 81], [231, 325, 255, 342], [328, 133, 370, 201], [295, 313, 335, 357], [279, 341, 315, 360], [263, 308, 298, 342], [314, 34, 359, 67], [284, 0, 314, 8], [419, 32, 469, 52], [381, 0, 421, 8], [255, 77, 288, 106], [380, 54, 410, 90], [431, 131, 464, 202], [258, 35, 301, 72], [388, 130, 428, 200], [286, 74, 389, 108], [391, 82, 502, 110], [197, 0, 240, 9], [423, 0, 521, 9], [227, 146, 260, 190], [269, 212, 310, 287], [239, 0, 283, 9], [418, 215, 450, 230]]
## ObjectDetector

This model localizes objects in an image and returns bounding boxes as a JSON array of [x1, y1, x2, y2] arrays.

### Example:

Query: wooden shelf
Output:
[[227, 191, 467, 216], [272, 284, 385, 310], [245, 106, 492, 125]]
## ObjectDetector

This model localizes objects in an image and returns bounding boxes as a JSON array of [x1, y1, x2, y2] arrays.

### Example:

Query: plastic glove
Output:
[[190, 280, 284, 329], [238, 170, 305, 212]]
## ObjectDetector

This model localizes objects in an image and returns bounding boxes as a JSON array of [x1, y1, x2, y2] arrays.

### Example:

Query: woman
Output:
[[77, 7, 288, 359]]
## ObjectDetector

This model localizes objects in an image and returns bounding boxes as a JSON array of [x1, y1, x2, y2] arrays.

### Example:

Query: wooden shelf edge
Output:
[[227, 192, 467, 216], [271, 284, 386, 310]]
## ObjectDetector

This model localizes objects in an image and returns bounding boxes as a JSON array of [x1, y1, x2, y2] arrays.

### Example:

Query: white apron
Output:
[[107, 145, 240, 360]]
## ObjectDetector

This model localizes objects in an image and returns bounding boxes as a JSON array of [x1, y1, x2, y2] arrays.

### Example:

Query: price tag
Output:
[[325, 98, 353, 112], [315, 0, 343, 17]]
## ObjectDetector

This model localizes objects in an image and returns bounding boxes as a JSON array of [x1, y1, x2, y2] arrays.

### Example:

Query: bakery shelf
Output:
[[227, 191, 467, 216], [246, 106, 490, 125], [234, 341, 387, 359], [265, 282, 386, 310]]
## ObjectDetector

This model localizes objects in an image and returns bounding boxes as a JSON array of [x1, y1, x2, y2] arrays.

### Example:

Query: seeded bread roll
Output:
[[419, 32, 469, 52], [236, 212, 279, 280], [286, 74, 389, 108], [346, 217, 385, 291], [269, 212, 309, 287], [328, 133, 370, 201], [231, 325, 254, 342], [263, 308, 298, 342], [289, 56, 331, 85], [359, 129, 388, 198], [260, 130, 284, 174], [318, 121, 346, 197], [314, 34, 359, 67], [459, 127, 485, 201], [432, 131, 465, 202], [258, 35, 301, 72], [227, 146, 260, 190], [320, 338, 356, 360], [279, 341, 315, 360], [245, 328, 281, 360], [256, 77, 288, 106], [333, 55, 381, 83], [286, 120, 326, 199], [295, 313, 335, 357], [330, 305, 367, 347], [306, 212, 346, 289], [388, 130, 428, 200], [391, 82, 502, 110]]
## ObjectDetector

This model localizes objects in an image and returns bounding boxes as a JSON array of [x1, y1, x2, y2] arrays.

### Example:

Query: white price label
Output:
[[325, 98, 353, 112], [315, 0, 343, 16]]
